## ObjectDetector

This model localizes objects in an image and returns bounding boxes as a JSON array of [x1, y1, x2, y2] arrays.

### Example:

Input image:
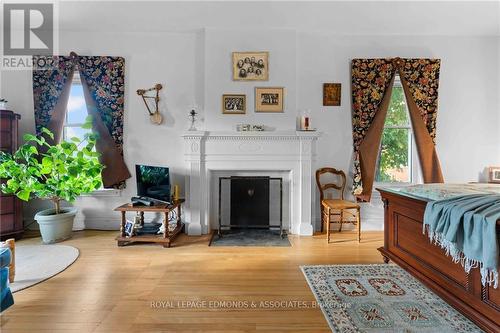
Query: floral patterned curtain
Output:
[[351, 59, 396, 199], [397, 58, 444, 183], [398, 59, 440, 141], [78, 56, 130, 188], [33, 56, 75, 143], [350, 58, 443, 201]]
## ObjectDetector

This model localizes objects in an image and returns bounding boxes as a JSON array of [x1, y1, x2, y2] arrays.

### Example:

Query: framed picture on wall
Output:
[[232, 52, 269, 81], [222, 94, 246, 114], [255, 87, 284, 113], [489, 166, 500, 183], [323, 83, 341, 106]]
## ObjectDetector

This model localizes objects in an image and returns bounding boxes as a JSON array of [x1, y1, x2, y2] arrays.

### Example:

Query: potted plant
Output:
[[0, 117, 103, 243]]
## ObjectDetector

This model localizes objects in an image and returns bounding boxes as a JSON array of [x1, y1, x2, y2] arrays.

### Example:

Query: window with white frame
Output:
[[375, 75, 421, 184], [62, 71, 92, 142]]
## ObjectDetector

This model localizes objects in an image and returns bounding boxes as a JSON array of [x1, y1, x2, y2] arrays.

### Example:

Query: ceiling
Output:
[[59, 1, 500, 36]]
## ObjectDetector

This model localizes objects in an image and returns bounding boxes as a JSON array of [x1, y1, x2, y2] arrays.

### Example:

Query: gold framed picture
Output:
[[489, 166, 500, 183], [232, 52, 269, 81], [255, 87, 284, 113], [222, 94, 246, 114], [323, 83, 341, 106]]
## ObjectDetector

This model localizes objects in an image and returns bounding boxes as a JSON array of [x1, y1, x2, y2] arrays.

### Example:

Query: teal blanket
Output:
[[423, 194, 500, 288]]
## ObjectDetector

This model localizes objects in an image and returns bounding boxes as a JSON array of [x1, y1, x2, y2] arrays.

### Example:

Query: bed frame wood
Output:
[[377, 188, 500, 332]]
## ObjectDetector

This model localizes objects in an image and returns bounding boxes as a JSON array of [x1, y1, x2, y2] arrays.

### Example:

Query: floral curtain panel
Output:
[[351, 58, 397, 200], [33, 56, 75, 144], [78, 56, 130, 189], [397, 59, 440, 141], [351, 58, 443, 201], [397, 58, 444, 184]]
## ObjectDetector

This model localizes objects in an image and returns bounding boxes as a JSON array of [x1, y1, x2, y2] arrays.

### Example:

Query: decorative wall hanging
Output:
[[255, 87, 284, 113], [232, 52, 269, 81], [323, 83, 341, 106], [222, 94, 246, 114], [136, 83, 163, 125]]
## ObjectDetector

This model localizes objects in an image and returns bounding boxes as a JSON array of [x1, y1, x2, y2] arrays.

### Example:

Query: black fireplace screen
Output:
[[218, 176, 283, 236]]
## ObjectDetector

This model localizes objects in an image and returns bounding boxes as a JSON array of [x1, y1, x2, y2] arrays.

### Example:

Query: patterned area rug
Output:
[[301, 264, 481, 332]]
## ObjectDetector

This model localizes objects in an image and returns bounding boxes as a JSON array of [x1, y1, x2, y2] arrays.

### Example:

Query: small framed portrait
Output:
[[489, 166, 500, 183], [323, 83, 341, 106], [232, 52, 269, 81], [255, 87, 284, 113], [222, 94, 246, 114], [124, 219, 135, 237]]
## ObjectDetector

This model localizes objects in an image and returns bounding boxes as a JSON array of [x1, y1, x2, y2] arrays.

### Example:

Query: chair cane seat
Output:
[[322, 199, 360, 210]]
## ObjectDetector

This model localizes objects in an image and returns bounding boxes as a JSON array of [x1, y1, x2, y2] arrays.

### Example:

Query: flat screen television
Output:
[[135, 164, 171, 202]]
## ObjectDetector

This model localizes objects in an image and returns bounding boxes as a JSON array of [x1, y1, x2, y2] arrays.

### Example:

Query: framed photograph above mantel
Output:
[[232, 51, 269, 81], [222, 94, 246, 114], [255, 87, 284, 113]]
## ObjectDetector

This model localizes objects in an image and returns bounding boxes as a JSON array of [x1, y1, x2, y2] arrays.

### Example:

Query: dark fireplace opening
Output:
[[230, 177, 270, 227], [218, 176, 283, 238]]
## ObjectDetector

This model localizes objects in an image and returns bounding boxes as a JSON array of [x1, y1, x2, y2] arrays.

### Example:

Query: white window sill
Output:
[[80, 189, 122, 197]]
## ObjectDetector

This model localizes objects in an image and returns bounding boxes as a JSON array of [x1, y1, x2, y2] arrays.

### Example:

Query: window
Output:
[[62, 71, 92, 142], [375, 75, 420, 184]]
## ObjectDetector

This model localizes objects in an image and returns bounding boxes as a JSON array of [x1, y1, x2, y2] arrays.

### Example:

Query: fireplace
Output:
[[218, 176, 283, 236], [182, 130, 320, 236]]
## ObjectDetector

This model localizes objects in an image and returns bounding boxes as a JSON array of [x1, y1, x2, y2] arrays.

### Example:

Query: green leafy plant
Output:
[[0, 117, 103, 215], [376, 86, 411, 182]]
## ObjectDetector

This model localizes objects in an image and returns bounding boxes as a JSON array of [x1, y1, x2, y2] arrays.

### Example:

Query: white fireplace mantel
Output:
[[182, 130, 321, 236]]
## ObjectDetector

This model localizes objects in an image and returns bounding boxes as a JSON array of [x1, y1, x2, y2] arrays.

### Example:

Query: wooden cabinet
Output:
[[0, 110, 23, 240]]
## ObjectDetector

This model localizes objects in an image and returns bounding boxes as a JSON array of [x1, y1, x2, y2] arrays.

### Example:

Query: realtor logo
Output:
[[3, 3, 54, 55]]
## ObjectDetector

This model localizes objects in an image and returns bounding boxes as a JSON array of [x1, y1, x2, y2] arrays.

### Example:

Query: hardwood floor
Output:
[[1, 230, 384, 332]]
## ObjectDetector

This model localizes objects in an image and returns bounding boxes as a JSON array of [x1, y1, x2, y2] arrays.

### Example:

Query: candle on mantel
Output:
[[303, 116, 310, 130], [173, 185, 180, 201], [300, 109, 311, 130]]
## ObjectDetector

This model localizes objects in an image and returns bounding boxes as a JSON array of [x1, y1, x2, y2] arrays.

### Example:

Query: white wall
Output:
[[1, 29, 499, 231]]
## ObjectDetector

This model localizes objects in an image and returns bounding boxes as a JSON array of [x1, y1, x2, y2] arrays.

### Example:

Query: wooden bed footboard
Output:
[[377, 189, 500, 333]]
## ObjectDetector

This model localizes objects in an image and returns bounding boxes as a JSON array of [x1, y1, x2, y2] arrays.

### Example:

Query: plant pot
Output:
[[34, 207, 78, 244]]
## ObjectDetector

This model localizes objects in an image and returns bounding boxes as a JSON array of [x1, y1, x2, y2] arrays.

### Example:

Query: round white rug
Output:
[[10, 244, 79, 293]]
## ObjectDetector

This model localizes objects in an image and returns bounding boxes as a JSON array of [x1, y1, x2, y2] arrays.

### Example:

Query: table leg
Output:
[[120, 211, 126, 237], [163, 212, 169, 239], [177, 205, 181, 228]]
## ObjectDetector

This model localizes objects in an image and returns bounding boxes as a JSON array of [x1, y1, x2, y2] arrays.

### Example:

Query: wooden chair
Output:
[[315, 167, 361, 243]]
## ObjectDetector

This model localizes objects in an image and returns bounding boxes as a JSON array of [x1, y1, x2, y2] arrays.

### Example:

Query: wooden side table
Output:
[[114, 199, 184, 248]]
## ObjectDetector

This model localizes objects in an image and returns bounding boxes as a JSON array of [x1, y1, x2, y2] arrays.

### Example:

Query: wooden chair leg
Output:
[[320, 205, 324, 233], [326, 207, 331, 243], [356, 207, 361, 243], [339, 210, 343, 232]]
